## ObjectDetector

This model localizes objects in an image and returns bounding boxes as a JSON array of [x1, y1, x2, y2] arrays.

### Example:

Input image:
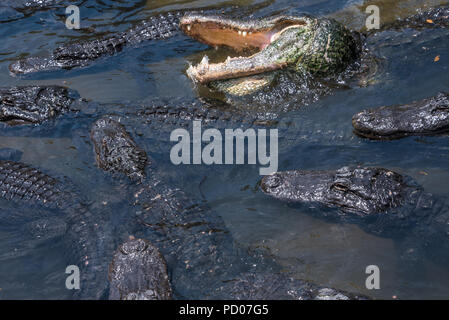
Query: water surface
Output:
[[0, 0, 448, 299]]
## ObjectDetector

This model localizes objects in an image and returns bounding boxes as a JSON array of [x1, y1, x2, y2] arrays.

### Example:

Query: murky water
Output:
[[0, 0, 448, 299]]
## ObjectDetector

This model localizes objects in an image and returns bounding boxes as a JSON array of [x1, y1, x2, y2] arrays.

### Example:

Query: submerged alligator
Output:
[[9, 12, 183, 75], [352, 92, 449, 140], [108, 237, 172, 300], [0, 160, 115, 299], [0, 114, 370, 300], [0, 86, 82, 125], [10, 6, 448, 95], [0, 85, 363, 152], [1, 3, 448, 300], [261, 166, 449, 263], [91, 117, 366, 299]]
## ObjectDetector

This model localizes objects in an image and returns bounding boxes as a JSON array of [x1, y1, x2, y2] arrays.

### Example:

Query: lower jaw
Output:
[[209, 72, 278, 96]]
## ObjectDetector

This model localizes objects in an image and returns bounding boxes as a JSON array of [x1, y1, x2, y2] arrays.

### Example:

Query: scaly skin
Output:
[[0, 160, 115, 299], [352, 92, 449, 140], [91, 117, 368, 300], [0, 86, 80, 125], [181, 6, 448, 96], [9, 12, 183, 75], [108, 238, 172, 300], [261, 166, 449, 261], [90, 118, 147, 181]]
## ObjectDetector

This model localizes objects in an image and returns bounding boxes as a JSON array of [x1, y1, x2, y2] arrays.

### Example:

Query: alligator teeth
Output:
[[190, 55, 209, 76], [242, 31, 247, 37], [186, 25, 191, 31], [226, 56, 231, 63], [200, 55, 209, 66], [238, 30, 242, 35]]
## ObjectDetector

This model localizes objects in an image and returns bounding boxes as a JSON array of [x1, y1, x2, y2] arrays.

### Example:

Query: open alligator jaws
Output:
[[352, 92, 449, 140], [180, 5, 448, 96], [181, 13, 361, 84], [91, 117, 367, 300], [261, 166, 449, 263]]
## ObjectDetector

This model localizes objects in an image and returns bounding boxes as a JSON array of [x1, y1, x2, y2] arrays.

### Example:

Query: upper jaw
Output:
[[180, 13, 309, 51], [180, 14, 310, 84]]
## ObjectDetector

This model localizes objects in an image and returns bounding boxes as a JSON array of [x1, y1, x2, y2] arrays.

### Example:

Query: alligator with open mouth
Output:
[[180, 13, 362, 92], [9, 11, 183, 75], [9, 5, 448, 90], [352, 92, 449, 140], [1, 3, 448, 299], [179, 5, 448, 98], [260, 166, 449, 264]]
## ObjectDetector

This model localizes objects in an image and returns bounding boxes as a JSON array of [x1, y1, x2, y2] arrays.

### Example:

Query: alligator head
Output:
[[0, 86, 77, 125], [352, 92, 449, 140], [91, 118, 148, 181], [261, 167, 410, 216], [180, 13, 361, 85]]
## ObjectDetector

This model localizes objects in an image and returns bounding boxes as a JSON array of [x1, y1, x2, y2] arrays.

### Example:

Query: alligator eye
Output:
[[332, 183, 348, 192], [262, 175, 281, 190]]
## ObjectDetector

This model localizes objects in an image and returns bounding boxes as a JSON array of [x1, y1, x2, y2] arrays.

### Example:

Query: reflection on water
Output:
[[0, 0, 448, 299]]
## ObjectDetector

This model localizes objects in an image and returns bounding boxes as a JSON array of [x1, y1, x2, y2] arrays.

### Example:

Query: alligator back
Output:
[[0, 160, 115, 299]]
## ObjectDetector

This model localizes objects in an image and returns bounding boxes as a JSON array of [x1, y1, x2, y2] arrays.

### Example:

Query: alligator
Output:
[[352, 92, 449, 140], [91, 117, 367, 299], [10, 5, 447, 82], [9, 12, 183, 75], [180, 5, 449, 98], [180, 13, 362, 87], [260, 166, 449, 264], [108, 238, 172, 300], [0, 160, 115, 299], [0, 86, 82, 125]]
